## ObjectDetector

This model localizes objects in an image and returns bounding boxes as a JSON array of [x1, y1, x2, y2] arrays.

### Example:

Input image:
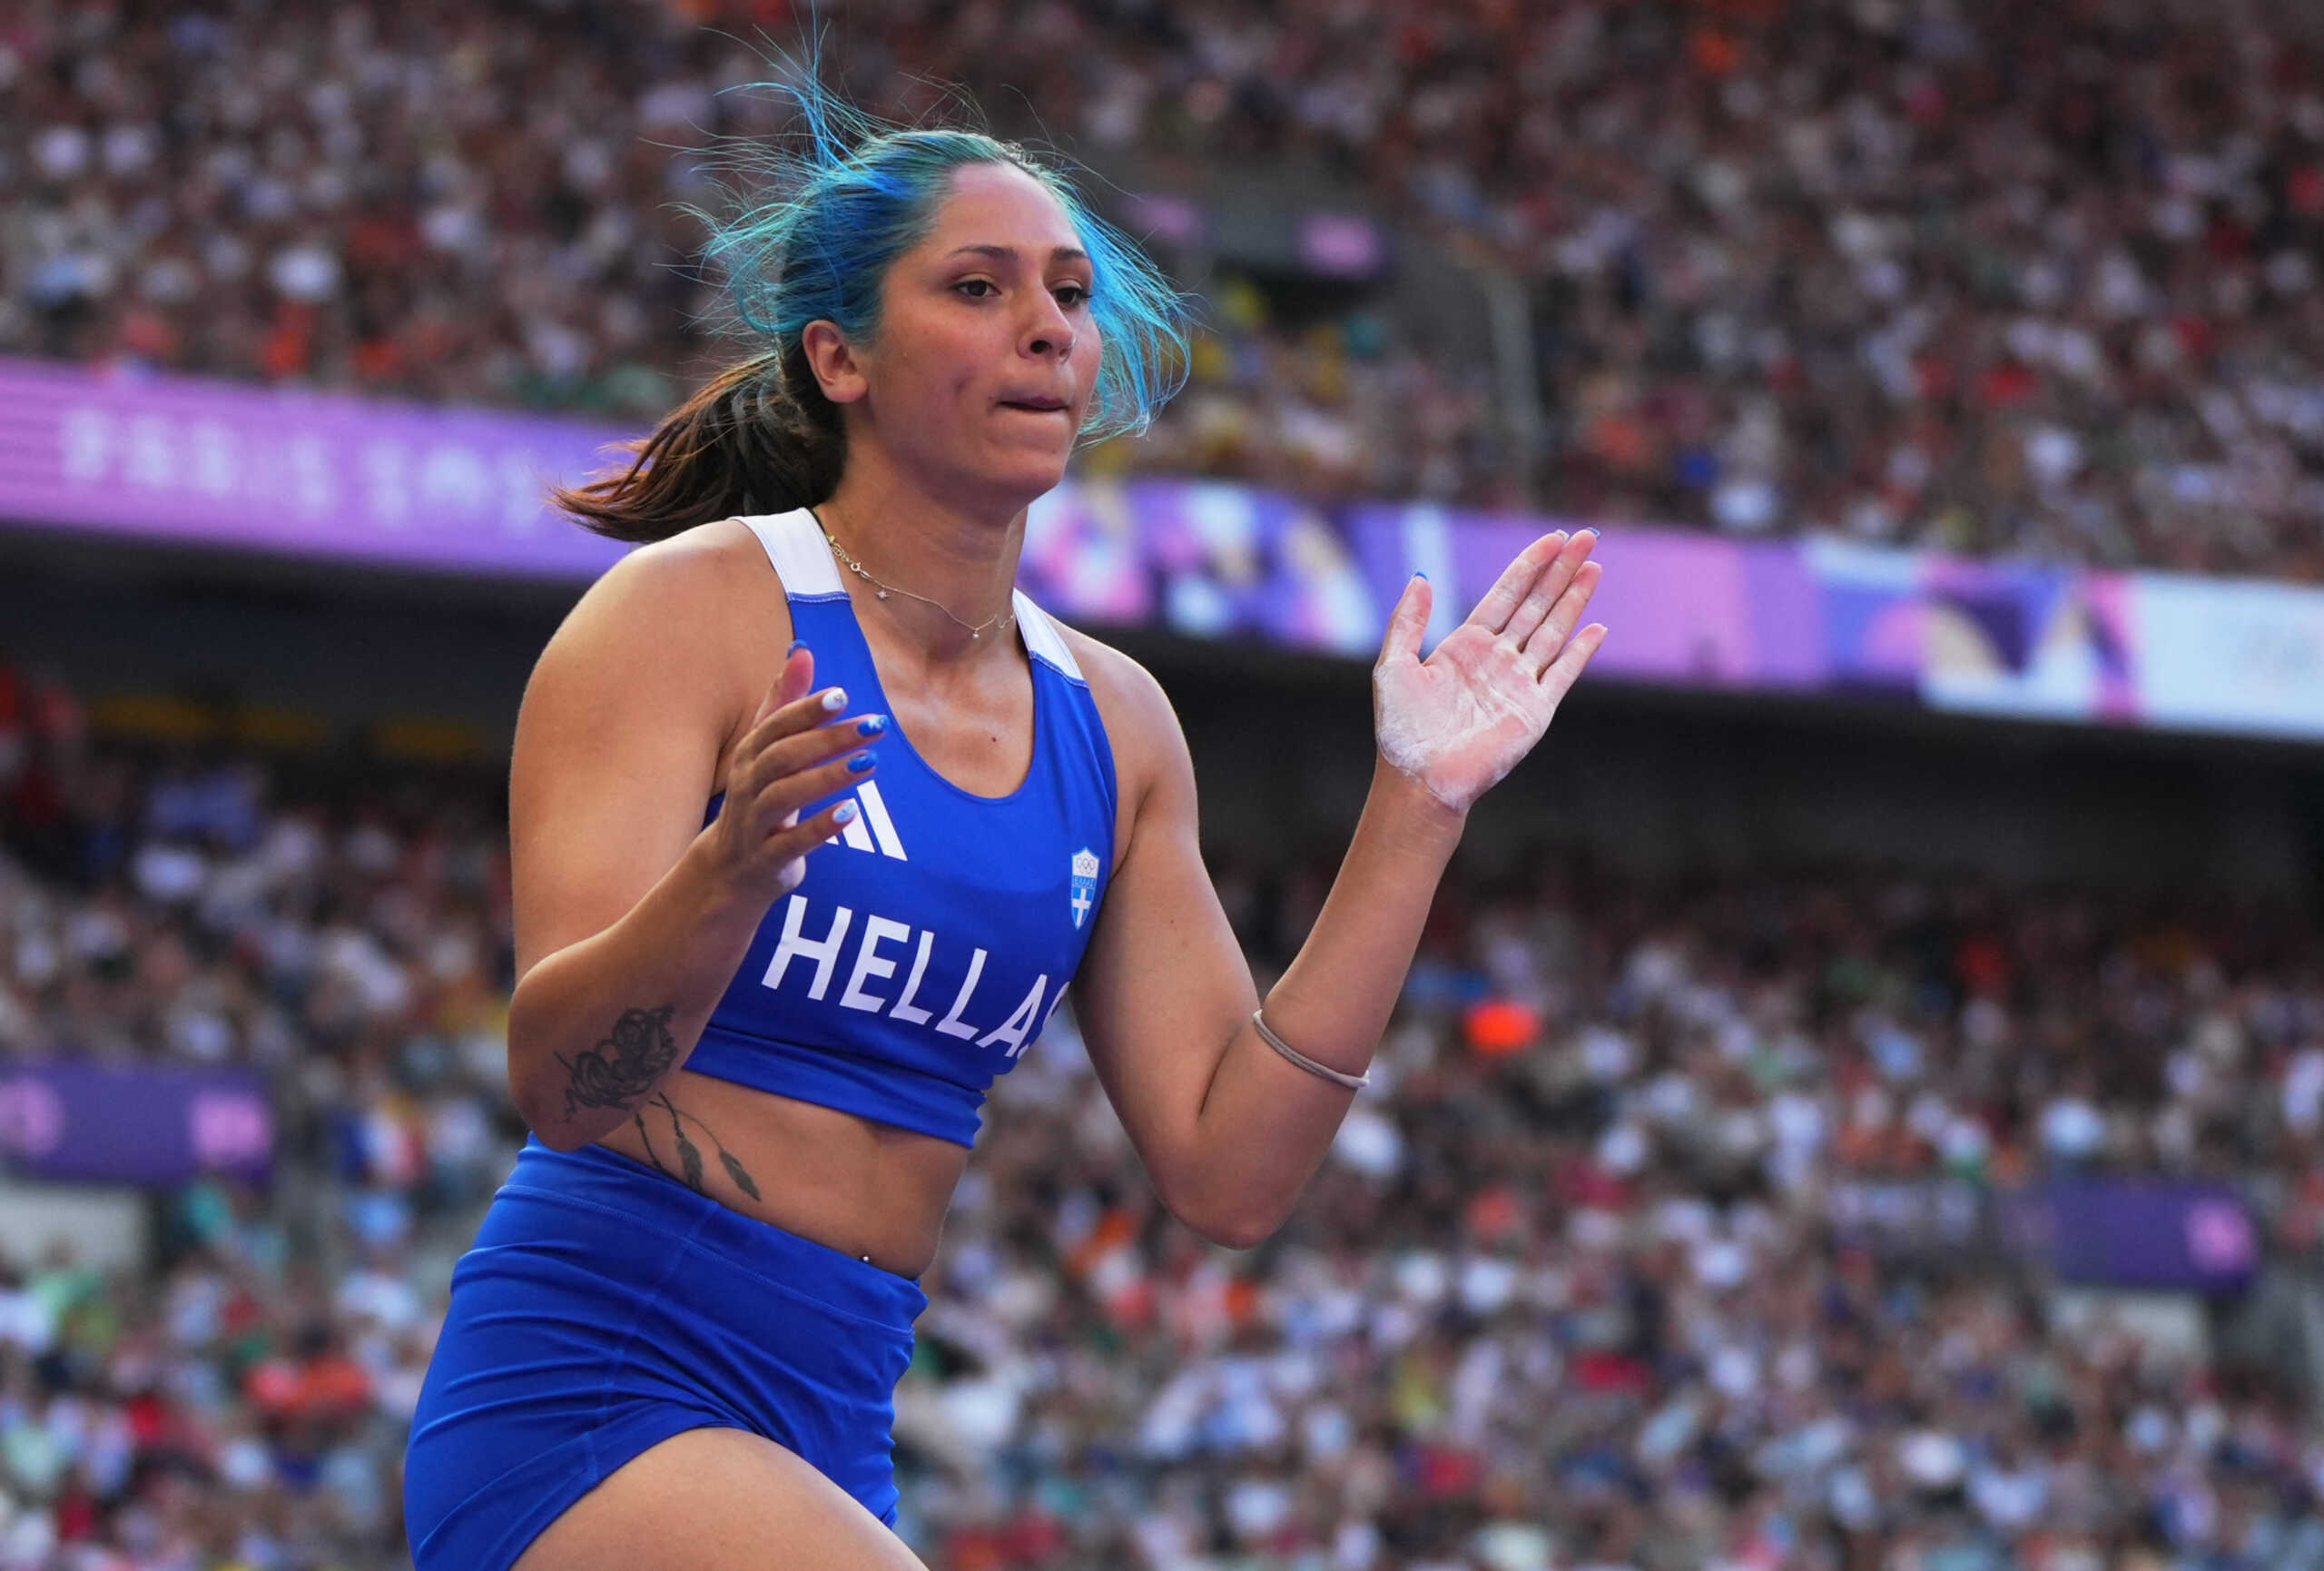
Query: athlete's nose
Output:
[[1023, 293, 1077, 363]]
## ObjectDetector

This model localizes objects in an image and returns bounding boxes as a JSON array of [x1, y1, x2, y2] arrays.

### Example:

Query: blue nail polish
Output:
[[787, 639, 807, 657], [847, 750, 876, 773], [1581, 529, 1600, 539], [1413, 570, 1428, 582], [856, 715, 888, 737], [832, 800, 859, 825]]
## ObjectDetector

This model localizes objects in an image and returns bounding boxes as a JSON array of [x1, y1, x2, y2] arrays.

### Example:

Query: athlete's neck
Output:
[[814, 459, 1028, 665]]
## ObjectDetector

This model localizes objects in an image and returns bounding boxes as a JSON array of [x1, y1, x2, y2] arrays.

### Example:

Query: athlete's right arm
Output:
[[503, 536, 879, 1151]]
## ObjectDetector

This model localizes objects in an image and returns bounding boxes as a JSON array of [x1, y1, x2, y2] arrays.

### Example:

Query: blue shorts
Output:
[[402, 1138, 927, 1571]]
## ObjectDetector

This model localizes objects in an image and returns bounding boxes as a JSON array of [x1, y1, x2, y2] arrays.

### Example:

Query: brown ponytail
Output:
[[553, 339, 847, 544]]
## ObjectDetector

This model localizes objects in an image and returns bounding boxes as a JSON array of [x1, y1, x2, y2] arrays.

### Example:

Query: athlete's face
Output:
[[815, 163, 1102, 509]]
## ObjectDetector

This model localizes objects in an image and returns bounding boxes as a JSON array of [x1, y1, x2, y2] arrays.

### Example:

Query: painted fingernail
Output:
[[1581, 528, 1600, 539], [1413, 570, 1428, 581], [856, 714, 888, 737], [832, 800, 859, 825], [847, 750, 876, 773], [788, 639, 807, 657], [820, 687, 848, 712]]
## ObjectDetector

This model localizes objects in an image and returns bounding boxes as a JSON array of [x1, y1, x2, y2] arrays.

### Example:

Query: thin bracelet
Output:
[[1251, 1008, 1371, 1092]]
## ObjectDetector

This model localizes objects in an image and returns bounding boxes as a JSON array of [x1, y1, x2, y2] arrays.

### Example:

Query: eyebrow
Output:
[[943, 243, 1091, 265]]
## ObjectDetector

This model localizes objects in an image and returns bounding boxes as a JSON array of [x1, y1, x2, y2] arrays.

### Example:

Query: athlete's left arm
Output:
[[1070, 531, 1606, 1249]]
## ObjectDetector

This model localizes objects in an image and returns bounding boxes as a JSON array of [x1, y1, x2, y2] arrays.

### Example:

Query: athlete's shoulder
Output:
[[556, 518, 785, 656], [538, 518, 786, 723], [1045, 619, 1170, 721], [581, 516, 770, 608], [1040, 617, 1187, 801]]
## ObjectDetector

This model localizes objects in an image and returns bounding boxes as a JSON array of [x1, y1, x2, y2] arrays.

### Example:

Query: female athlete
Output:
[[402, 73, 1605, 1571]]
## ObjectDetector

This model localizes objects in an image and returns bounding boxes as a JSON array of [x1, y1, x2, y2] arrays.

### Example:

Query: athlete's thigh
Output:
[[512, 1427, 929, 1571]]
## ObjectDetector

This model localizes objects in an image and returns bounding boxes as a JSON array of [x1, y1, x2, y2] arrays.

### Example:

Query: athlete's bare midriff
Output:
[[592, 1069, 969, 1278]]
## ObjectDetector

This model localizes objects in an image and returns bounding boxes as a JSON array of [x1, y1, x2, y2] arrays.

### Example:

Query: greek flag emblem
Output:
[[1069, 847, 1099, 930]]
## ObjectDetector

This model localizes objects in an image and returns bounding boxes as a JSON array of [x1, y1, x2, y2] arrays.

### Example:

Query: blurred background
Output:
[[5, 1, 2324, 1567]]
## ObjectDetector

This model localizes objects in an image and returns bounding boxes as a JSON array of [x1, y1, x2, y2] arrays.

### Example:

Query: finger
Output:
[[1505, 531, 1597, 649], [1376, 574, 1432, 667], [1521, 558, 1604, 673], [766, 795, 871, 888], [754, 641, 815, 726], [722, 694, 867, 811], [738, 682, 855, 770], [745, 746, 880, 836], [741, 710, 889, 798], [1465, 531, 1566, 635], [1539, 621, 1609, 699]]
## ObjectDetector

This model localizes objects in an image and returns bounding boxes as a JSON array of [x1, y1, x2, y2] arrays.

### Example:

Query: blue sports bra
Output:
[[683, 509, 1118, 1146]]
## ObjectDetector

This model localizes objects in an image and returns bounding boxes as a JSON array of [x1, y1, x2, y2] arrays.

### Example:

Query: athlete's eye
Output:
[[953, 279, 999, 300], [1054, 283, 1091, 309]]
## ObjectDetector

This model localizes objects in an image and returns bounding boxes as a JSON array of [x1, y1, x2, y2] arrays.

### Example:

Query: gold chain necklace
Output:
[[813, 510, 1018, 644]]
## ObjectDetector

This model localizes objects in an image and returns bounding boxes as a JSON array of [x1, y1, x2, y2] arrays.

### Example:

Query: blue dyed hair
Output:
[[559, 54, 1193, 544]]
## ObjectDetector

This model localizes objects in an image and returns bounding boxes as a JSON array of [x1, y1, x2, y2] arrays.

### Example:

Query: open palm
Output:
[[1373, 530, 1608, 814]]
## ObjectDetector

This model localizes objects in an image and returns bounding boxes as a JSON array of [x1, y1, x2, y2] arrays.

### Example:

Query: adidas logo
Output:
[[833, 779, 907, 860]]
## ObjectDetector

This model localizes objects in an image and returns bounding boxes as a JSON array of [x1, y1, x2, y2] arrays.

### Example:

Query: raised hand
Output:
[[1373, 530, 1608, 814], [701, 644, 889, 903]]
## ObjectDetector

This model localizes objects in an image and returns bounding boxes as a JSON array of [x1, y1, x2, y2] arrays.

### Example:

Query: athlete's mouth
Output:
[[999, 395, 1069, 412]]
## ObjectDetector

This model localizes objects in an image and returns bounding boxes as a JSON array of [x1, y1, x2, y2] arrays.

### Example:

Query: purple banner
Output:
[[0, 357, 630, 578], [0, 1062, 273, 1186], [1022, 479, 1383, 657], [1827, 1176, 2261, 1292], [1808, 540, 2140, 721], [1341, 501, 1827, 689], [5, 356, 2323, 741], [2001, 1180, 2259, 1294]]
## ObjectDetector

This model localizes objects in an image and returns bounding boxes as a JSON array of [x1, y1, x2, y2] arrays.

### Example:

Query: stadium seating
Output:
[[7, 1, 2320, 573], [4, 662, 2319, 1568]]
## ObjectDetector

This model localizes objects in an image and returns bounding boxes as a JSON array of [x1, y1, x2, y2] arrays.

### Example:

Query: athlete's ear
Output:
[[801, 320, 868, 405]]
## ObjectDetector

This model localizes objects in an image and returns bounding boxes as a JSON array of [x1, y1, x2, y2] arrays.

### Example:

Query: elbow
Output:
[[1194, 1212, 1281, 1252], [523, 1107, 590, 1153], [514, 1090, 600, 1154], [1160, 1177, 1285, 1251], [507, 1070, 579, 1151], [504, 1008, 583, 1151], [508, 1063, 595, 1153]]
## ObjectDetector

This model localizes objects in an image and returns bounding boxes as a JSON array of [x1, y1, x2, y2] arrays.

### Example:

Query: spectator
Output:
[[2, 653, 2321, 1566], [7, 1, 2320, 575]]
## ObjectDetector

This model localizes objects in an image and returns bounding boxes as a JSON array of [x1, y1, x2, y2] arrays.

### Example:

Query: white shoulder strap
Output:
[[737, 509, 846, 599], [1012, 590, 1087, 683]]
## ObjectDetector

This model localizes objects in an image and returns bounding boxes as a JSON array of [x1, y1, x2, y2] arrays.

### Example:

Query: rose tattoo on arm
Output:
[[555, 1004, 680, 1119], [556, 1007, 766, 1201]]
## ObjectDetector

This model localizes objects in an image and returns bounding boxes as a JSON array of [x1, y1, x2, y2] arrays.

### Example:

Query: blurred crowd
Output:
[[7, 0, 2324, 575], [3, 649, 2324, 1571], [0, 662, 510, 1571]]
